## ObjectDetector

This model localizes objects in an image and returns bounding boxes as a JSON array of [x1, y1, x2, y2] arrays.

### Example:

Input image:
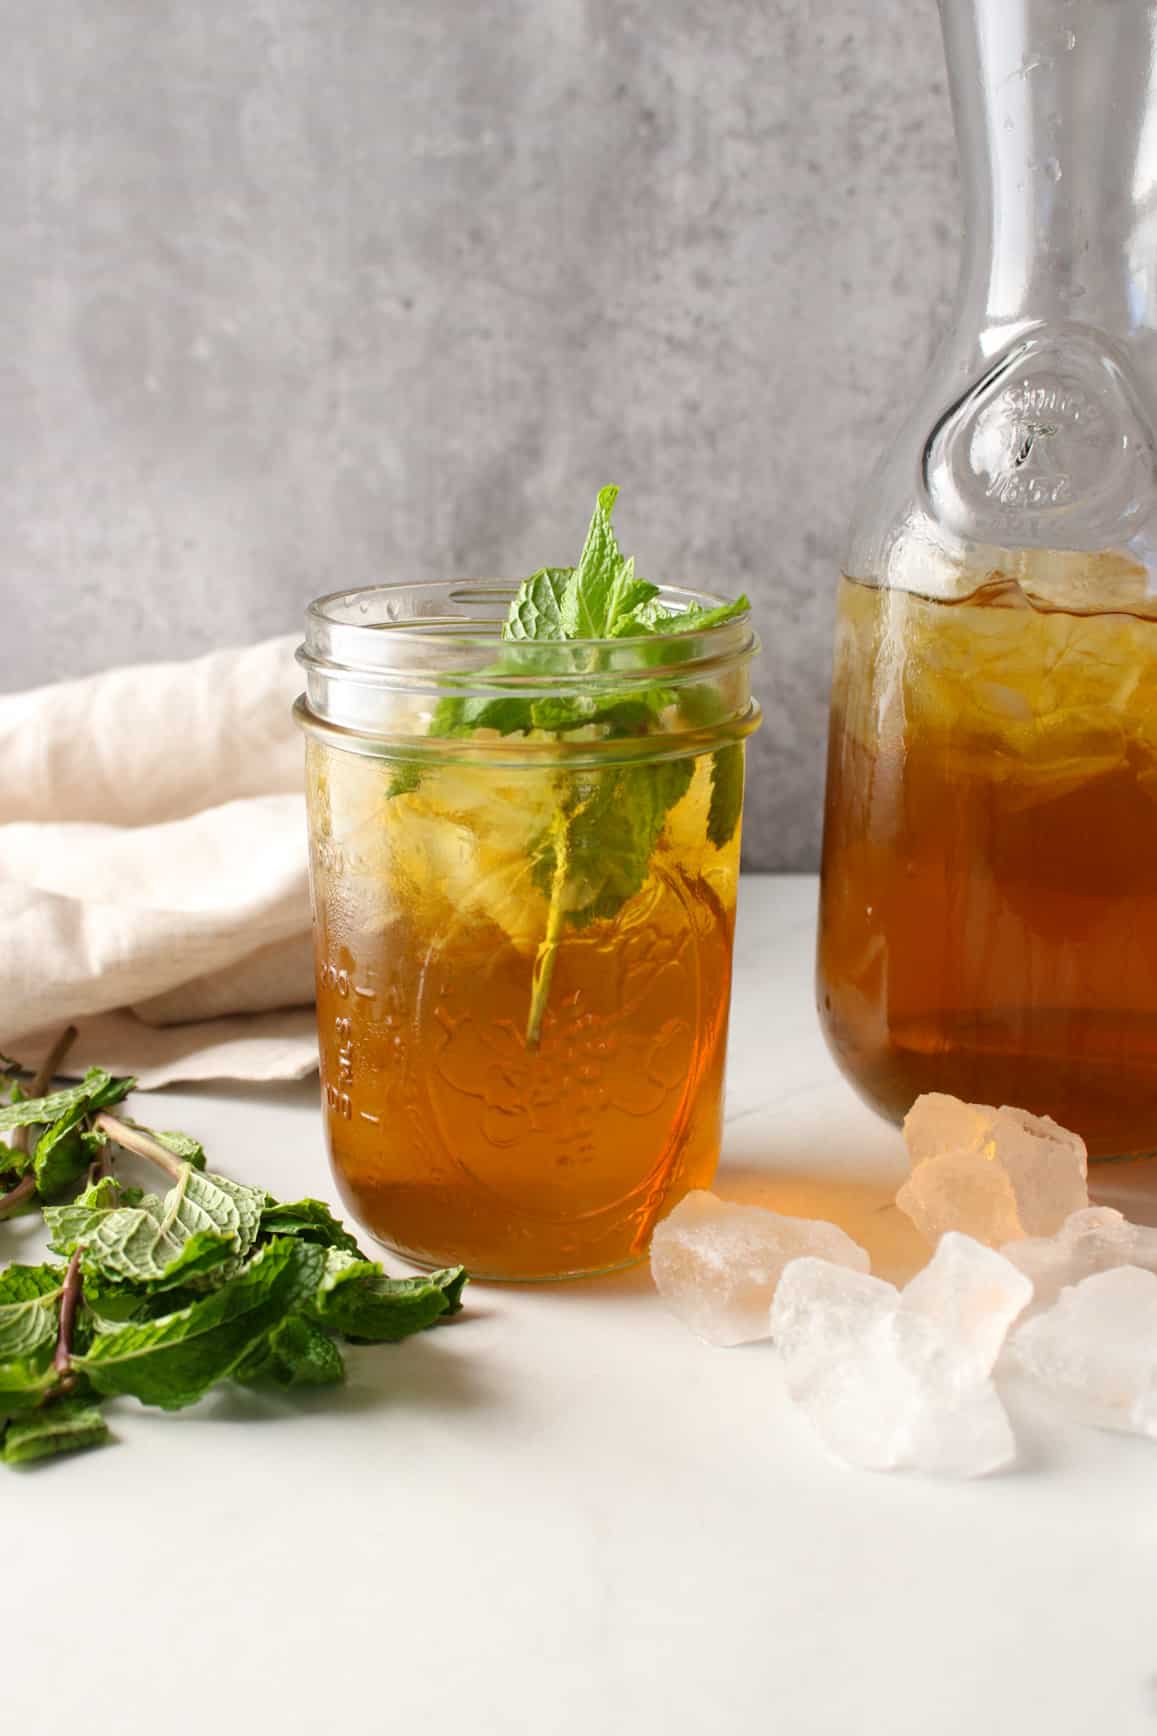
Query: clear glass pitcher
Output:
[[817, 0, 1157, 1159]]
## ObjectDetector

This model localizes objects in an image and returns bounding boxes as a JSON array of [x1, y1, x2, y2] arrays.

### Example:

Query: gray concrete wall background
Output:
[[1, 0, 959, 868]]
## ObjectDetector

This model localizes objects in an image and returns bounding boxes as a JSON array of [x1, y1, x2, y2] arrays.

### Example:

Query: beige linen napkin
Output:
[[0, 637, 320, 1085]]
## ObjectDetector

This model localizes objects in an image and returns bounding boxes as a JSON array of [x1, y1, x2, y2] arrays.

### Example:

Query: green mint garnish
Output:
[[0, 1265, 69, 1361], [393, 486, 748, 1044], [0, 1031, 468, 1464], [707, 744, 745, 851], [0, 1069, 134, 1139], [2, 1396, 110, 1465]]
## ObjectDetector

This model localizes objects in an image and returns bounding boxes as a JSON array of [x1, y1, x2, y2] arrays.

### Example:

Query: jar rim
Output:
[[296, 577, 759, 757], [299, 578, 755, 675]]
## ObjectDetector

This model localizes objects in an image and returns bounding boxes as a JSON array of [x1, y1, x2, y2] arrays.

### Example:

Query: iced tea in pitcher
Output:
[[818, 556, 1157, 1158], [818, 0, 1157, 1159]]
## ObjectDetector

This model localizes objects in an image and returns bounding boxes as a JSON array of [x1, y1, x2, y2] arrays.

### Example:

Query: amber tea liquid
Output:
[[309, 746, 741, 1278], [818, 566, 1157, 1159]]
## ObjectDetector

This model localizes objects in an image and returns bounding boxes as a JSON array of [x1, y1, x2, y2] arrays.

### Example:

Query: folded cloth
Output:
[[0, 637, 319, 1085]]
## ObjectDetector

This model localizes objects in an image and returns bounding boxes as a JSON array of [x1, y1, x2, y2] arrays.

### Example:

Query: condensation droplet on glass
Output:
[[1062, 29, 1076, 51]]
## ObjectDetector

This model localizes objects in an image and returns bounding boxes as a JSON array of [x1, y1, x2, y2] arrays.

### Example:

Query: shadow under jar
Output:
[[296, 581, 760, 1280]]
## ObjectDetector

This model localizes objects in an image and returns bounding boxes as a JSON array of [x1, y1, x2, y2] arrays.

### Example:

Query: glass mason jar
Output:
[[296, 581, 759, 1279], [818, 0, 1157, 1160]]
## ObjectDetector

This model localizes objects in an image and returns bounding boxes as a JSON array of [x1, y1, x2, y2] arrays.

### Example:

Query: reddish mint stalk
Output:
[[10, 1024, 78, 1159], [93, 1114, 184, 1182], [0, 1174, 37, 1221], [0, 1025, 82, 1220], [53, 1248, 83, 1378]]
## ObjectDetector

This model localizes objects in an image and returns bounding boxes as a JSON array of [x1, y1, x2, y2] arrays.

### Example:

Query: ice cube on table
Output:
[[649, 1190, 869, 1347], [1010, 1266, 1157, 1438], [769, 1233, 1032, 1476], [896, 1093, 1088, 1247], [1002, 1207, 1157, 1311], [902, 1229, 1035, 1382]]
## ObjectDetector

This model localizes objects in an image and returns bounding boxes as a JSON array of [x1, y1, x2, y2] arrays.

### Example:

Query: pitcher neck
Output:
[[942, 0, 1157, 336]]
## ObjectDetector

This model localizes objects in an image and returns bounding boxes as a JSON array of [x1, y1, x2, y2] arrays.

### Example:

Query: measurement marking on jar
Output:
[[325, 1084, 352, 1119], [334, 1014, 354, 1093], [353, 984, 375, 999], [359, 1111, 381, 1125]]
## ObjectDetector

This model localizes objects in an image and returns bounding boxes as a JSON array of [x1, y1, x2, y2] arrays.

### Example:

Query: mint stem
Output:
[[93, 1114, 184, 1182], [53, 1248, 83, 1377], [526, 889, 564, 1051], [87, 1151, 113, 1187], [10, 1024, 77, 1158], [526, 807, 573, 1049], [0, 1174, 36, 1221]]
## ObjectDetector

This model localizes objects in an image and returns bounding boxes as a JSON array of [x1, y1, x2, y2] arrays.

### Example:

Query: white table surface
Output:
[[6, 875, 1157, 1736]]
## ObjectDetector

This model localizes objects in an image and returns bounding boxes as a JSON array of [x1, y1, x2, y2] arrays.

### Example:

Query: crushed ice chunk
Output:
[[1010, 1267, 1157, 1438], [769, 1233, 1032, 1475], [902, 1230, 1035, 1381], [649, 1190, 869, 1347], [1002, 1207, 1157, 1312], [896, 1093, 1088, 1247]]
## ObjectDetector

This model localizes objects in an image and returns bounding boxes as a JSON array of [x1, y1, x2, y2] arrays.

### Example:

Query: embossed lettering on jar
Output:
[[297, 582, 759, 1279]]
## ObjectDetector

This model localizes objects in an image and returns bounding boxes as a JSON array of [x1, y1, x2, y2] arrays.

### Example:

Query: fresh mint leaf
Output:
[[81, 1278, 154, 1326], [0, 1136, 34, 1182], [387, 761, 423, 798], [669, 595, 750, 634], [429, 693, 538, 740], [43, 1178, 135, 1253], [143, 1229, 239, 1291], [310, 1250, 466, 1343], [0, 1355, 59, 1419], [707, 745, 744, 850], [611, 591, 749, 648], [432, 1265, 468, 1315], [33, 1106, 104, 1200], [258, 1198, 364, 1256], [2, 1396, 109, 1465], [0, 1264, 67, 1305], [560, 487, 659, 638], [236, 1312, 345, 1389], [54, 1165, 265, 1288], [527, 694, 663, 735], [0, 1069, 133, 1134], [74, 1237, 325, 1410], [503, 567, 573, 642], [0, 1265, 65, 1360], [610, 597, 676, 637], [532, 758, 695, 930], [122, 1122, 206, 1170], [523, 754, 695, 1042]]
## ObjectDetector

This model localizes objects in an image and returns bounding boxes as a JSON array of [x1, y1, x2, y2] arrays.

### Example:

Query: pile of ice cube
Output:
[[649, 1092, 1157, 1476]]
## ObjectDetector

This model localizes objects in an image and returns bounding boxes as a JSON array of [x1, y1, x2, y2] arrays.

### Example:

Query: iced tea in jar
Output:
[[817, 0, 1157, 1159], [296, 497, 759, 1277]]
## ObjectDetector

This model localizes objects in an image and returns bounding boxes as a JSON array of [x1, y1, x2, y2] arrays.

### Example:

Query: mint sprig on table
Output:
[[0, 1030, 465, 1466], [401, 486, 750, 1045]]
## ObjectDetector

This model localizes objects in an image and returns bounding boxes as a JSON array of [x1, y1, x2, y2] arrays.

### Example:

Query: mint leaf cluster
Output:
[[399, 486, 749, 1043], [429, 486, 749, 744], [0, 1049, 466, 1466]]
